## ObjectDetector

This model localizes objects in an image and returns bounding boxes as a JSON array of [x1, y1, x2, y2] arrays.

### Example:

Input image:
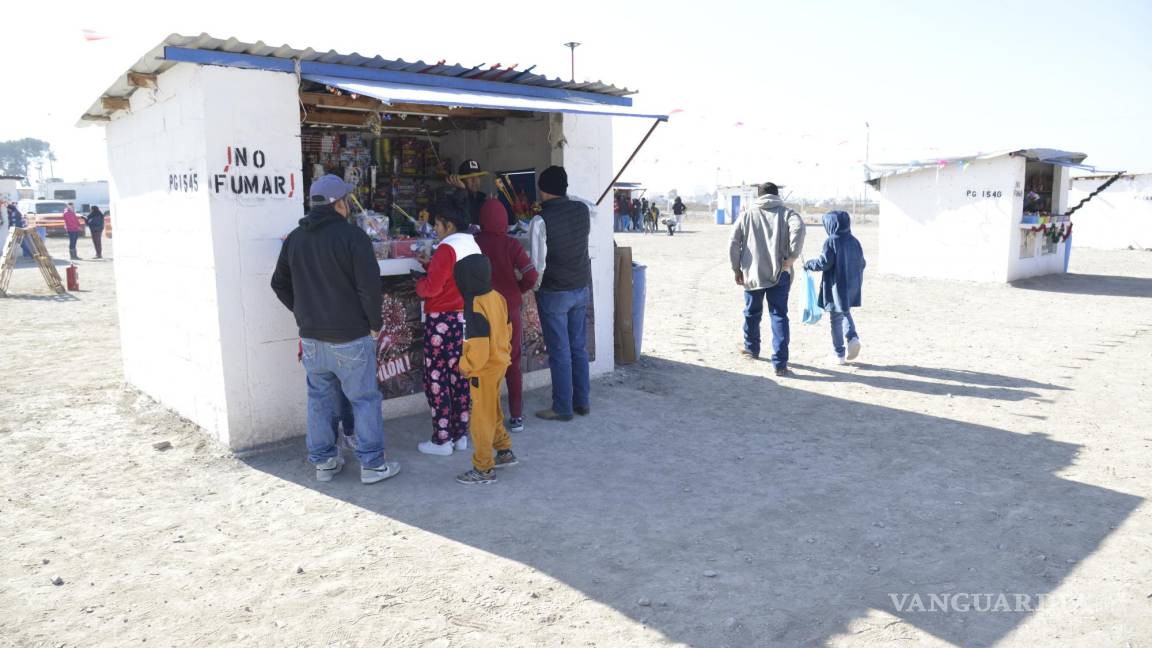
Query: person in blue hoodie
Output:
[[804, 211, 866, 365]]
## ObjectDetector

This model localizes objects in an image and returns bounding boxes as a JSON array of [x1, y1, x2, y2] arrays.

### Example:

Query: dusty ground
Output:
[[1, 219, 1150, 648]]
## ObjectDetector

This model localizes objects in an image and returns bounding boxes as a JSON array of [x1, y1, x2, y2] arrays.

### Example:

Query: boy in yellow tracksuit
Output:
[[452, 253, 518, 484]]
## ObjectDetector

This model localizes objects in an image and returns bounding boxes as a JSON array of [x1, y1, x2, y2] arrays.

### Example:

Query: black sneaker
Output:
[[456, 468, 497, 485], [774, 367, 791, 377], [574, 405, 590, 416], [494, 450, 519, 469], [740, 348, 759, 360], [508, 417, 525, 433]]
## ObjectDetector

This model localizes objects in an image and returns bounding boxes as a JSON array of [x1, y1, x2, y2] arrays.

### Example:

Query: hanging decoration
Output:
[[1026, 222, 1073, 243]]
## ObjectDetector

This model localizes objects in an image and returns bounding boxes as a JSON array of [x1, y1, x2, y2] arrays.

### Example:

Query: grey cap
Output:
[[309, 174, 356, 202]]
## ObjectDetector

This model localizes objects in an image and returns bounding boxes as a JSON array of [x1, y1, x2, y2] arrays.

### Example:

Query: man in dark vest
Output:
[[528, 166, 591, 421]]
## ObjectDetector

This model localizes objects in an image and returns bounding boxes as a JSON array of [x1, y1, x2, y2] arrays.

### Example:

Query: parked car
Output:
[[16, 199, 84, 237]]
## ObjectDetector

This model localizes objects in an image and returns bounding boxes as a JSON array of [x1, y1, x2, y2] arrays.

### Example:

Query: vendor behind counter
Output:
[[446, 159, 516, 230]]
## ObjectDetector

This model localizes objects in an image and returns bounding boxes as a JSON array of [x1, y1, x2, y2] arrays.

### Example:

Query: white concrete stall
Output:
[[715, 185, 757, 225], [0, 176, 26, 203], [868, 149, 1085, 283], [1069, 173, 1152, 250], [79, 34, 663, 453]]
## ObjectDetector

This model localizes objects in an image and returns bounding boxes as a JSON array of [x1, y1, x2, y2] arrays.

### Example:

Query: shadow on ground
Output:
[[789, 363, 1065, 401], [615, 231, 700, 236], [244, 356, 1140, 647], [0, 292, 78, 302], [7, 256, 77, 269], [1012, 272, 1152, 298]]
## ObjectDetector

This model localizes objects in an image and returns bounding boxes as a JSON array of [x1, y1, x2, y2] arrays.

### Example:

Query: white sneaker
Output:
[[453, 436, 469, 451], [833, 354, 848, 366], [418, 440, 453, 456], [315, 455, 345, 482], [361, 460, 401, 485], [846, 338, 862, 361]]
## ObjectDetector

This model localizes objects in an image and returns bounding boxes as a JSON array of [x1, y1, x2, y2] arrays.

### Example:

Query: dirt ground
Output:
[[2, 218, 1150, 648]]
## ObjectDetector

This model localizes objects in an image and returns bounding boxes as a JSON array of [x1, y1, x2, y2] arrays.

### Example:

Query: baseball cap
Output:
[[458, 159, 486, 176], [309, 174, 356, 202]]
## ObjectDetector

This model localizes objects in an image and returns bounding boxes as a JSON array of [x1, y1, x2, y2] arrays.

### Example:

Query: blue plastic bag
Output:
[[801, 269, 823, 325]]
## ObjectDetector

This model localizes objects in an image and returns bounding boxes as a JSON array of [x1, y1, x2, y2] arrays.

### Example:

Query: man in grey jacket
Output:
[[729, 182, 806, 376]]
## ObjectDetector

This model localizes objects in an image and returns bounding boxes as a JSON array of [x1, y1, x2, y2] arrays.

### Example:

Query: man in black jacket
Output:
[[271, 175, 401, 485], [672, 196, 686, 234], [445, 159, 494, 230], [528, 166, 592, 422]]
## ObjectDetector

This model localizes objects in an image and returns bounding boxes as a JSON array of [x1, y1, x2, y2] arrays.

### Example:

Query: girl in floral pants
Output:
[[414, 207, 479, 455], [423, 312, 471, 446]]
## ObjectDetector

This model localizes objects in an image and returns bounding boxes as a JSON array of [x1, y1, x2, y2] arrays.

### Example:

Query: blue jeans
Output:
[[300, 336, 385, 468], [536, 287, 591, 416], [743, 271, 792, 368], [829, 310, 859, 358], [333, 391, 355, 435], [67, 231, 80, 258]]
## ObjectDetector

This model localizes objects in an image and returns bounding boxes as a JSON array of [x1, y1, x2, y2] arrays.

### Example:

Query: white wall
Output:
[[1070, 173, 1152, 250], [556, 113, 616, 378], [106, 63, 230, 440], [106, 64, 305, 452], [878, 156, 1022, 282], [200, 66, 305, 450], [0, 178, 23, 202], [440, 115, 553, 178], [1007, 164, 1071, 281]]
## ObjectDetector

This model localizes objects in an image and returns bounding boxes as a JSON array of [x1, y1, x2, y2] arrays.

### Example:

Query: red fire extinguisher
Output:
[[66, 264, 80, 292]]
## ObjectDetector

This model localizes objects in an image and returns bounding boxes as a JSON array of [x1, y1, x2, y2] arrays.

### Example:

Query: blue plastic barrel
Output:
[[632, 263, 647, 356], [715, 208, 726, 224]]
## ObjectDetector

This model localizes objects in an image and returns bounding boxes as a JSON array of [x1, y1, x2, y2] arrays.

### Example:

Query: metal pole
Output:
[[596, 119, 661, 206], [563, 42, 581, 82], [863, 121, 871, 204]]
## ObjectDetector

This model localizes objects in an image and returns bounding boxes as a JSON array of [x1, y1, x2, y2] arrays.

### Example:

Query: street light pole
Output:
[[563, 42, 581, 82]]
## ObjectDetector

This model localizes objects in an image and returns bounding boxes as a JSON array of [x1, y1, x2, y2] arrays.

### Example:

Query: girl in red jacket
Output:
[[474, 199, 538, 432], [414, 205, 479, 456]]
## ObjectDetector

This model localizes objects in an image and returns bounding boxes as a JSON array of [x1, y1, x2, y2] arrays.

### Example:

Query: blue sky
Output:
[[3, 0, 1148, 199]]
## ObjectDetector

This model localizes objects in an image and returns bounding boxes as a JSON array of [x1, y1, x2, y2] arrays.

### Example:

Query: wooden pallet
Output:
[[0, 227, 66, 297]]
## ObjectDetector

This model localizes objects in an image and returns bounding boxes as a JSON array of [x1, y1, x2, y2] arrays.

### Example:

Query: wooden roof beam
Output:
[[301, 109, 490, 131], [101, 97, 130, 111], [300, 92, 385, 112], [127, 73, 158, 89], [298, 92, 523, 119], [301, 109, 369, 127], [387, 102, 525, 119]]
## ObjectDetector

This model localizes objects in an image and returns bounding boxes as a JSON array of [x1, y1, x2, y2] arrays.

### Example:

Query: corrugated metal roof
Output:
[[865, 148, 1089, 186], [80, 33, 637, 124]]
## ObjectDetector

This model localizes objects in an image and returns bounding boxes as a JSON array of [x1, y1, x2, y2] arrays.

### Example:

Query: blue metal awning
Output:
[[305, 74, 668, 121]]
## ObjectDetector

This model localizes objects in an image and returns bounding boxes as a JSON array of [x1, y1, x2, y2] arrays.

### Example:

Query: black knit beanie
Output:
[[538, 166, 568, 196]]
